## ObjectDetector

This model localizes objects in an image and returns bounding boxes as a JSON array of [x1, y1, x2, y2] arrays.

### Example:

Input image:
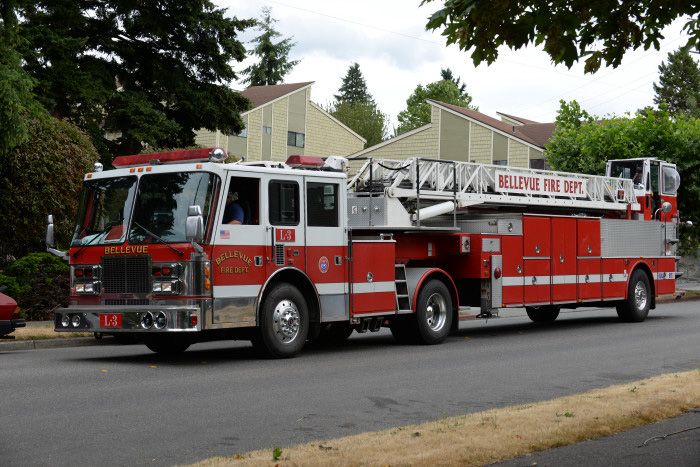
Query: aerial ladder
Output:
[[346, 157, 637, 228]]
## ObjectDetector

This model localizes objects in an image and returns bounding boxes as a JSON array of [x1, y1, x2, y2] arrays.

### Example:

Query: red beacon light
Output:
[[112, 148, 227, 168], [285, 155, 325, 168]]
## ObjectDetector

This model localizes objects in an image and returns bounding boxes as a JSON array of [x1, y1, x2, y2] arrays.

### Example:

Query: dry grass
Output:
[[11, 324, 87, 340], [186, 369, 700, 467]]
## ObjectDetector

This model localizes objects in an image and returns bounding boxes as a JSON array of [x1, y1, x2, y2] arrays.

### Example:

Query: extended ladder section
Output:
[[347, 158, 638, 228]]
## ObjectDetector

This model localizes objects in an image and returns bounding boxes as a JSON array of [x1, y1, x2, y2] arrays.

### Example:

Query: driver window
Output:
[[223, 176, 259, 225]]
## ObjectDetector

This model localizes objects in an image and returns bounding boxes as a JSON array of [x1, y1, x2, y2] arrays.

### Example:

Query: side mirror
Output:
[[185, 205, 204, 243], [46, 215, 68, 260], [46, 215, 56, 249], [662, 201, 672, 213]]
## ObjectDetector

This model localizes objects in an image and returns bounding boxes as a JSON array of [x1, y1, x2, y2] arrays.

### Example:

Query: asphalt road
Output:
[[2, 302, 699, 466]]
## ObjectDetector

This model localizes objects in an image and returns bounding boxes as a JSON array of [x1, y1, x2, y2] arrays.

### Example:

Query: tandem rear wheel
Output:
[[525, 305, 560, 323], [390, 279, 453, 345]]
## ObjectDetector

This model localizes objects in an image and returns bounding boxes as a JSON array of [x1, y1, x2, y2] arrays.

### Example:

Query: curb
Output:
[[0, 336, 114, 352]]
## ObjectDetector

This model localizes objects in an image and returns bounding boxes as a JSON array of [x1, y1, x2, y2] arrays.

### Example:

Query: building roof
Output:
[[240, 82, 314, 108], [515, 123, 556, 147], [430, 100, 556, 149], [496, 112, 540, 125]]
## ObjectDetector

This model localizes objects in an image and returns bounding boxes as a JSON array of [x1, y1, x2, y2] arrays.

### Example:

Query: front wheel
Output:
[[616, 270, 651, 322], [414, 279, 453, 345], [143, 334, 191, 355], [256, 283, 308, 358]]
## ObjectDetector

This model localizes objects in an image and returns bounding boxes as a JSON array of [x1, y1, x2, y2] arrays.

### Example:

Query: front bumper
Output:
[[0, 318, 26, 338], [54, 306, 200, 333]]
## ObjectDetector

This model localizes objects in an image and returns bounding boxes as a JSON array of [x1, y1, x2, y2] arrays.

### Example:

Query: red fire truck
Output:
[[46, 148, 685, 357]]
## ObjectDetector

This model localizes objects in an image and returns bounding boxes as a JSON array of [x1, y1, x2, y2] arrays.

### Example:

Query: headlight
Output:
[[153, 280, 178, 294], [75, 281, 100, 294]]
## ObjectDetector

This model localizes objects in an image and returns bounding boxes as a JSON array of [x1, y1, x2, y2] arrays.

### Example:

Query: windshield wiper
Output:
[[132, 221, 184, 256], [73, 224, 116, 259]]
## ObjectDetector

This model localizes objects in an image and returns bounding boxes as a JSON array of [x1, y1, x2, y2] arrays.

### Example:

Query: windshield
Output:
[[608, 160, 645, 189], [129, 172, 218, 244], [71, 176, 138, 247]]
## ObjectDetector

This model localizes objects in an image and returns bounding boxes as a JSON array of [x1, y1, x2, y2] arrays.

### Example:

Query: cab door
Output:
[[265, 175, 305, 276], [304, 176, 348, 321], [212, 172, 265, 325]]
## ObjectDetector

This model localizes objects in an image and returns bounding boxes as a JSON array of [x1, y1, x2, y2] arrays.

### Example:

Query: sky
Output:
[[216, 0, 693, 131]]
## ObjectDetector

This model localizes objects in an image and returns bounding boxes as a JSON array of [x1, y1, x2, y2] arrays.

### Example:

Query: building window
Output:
[[263, 126, 272, 135], [307, 182, 338, 227], [233, 124, 247, 138], [529, 159, 545, 170], [493, 160, 507, 166], [287, 131, 305, 148]]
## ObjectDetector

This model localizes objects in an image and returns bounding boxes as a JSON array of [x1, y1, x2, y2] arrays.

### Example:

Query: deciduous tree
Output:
[[546, 101, 700, 235], [395, 78, 477, 135], [329, 99, 388, 148], [423, 0, 700, 73]]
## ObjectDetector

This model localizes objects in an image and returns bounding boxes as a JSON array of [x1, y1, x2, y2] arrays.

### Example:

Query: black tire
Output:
[[143, 334, 191, 355], [414, 279, 453, 345], [616, 269, 651, 322], [309, 322, 354, 346], [389, 316, 418, 344], [525, 305, 560, 323], [256, 283, 308, 358]]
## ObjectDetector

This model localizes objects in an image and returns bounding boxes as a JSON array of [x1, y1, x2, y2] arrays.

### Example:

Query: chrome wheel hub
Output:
[[426, 293, 447, 331], [634, 281, 648, 310], [272, 300, 300, 343]]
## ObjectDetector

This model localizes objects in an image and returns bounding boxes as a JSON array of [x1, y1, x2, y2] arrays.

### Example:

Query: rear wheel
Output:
[[616, 270, 651, 322], [256, 283, 308, 358], [525, 305, 560, 323], [415, 280, 453, 345]]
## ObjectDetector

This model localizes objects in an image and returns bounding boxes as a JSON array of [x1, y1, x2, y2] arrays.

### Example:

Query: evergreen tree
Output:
[[242, 7, 300, 86], [334, 63, 371, 104], [653, 48, 700, 118], [440, 67, 467, 96], [14, 0, 253, 161], [395, 78, 477, 135], [0, 1, 43, 152]]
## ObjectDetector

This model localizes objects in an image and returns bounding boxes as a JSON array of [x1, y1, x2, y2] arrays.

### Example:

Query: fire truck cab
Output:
[[47, 148, 685, 357]]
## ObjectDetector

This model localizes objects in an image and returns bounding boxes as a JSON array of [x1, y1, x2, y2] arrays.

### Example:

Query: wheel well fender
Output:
[[258, 268, 320, 324], [405, 267, 459, 317]]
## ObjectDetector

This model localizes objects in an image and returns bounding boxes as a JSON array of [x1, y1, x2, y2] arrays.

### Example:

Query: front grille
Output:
[[102, 256, 150, 294], [104, 299, 149, 306]]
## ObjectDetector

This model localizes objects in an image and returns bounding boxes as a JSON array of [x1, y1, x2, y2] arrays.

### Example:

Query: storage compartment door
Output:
[[351, 241, 396, 316]]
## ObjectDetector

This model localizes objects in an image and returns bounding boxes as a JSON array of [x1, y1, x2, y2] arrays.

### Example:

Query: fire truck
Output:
[[46, 148, 686, 357]]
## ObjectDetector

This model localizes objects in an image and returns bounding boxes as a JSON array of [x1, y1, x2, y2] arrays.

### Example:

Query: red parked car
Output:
[[0, 287, 25, 338]]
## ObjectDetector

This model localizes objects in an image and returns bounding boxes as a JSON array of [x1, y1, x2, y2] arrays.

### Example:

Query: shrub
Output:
[[0, 115, 98, 263], [0, 252, 69, 321]]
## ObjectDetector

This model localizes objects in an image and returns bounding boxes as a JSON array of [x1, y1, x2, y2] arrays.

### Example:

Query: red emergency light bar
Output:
[[285, 155, 325, 168], [112, 148, 227, 168]]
